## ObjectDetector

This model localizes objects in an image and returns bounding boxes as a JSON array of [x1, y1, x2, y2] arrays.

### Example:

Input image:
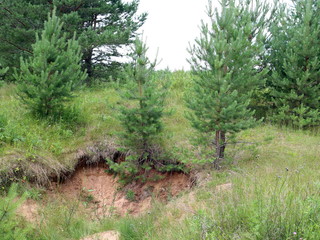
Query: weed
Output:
[[125, 189, 136, 202]]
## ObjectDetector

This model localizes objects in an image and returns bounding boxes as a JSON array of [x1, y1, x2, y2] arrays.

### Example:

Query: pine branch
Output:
[[0, 5, 27, 27], [0, 37, 33, 54], [74, 3, 84, 12]]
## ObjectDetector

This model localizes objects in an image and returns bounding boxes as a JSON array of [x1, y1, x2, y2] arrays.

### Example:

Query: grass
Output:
[[16, 129, 318, 239], [105, 125, 320, 240], [0, 71, 194, 185], [0, 84, 123, 185], [0, 71, 320, 239]]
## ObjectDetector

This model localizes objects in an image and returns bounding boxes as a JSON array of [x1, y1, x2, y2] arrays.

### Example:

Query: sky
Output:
[[136, 0, 208, 70], [135, 0, 290, 71]]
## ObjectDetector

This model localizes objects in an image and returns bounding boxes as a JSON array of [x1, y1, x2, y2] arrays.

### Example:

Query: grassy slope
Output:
[[18, 126, 318, 240], [149, 126, 320, 239], [0, 72, 194, 184], [1, 72, 320, 239], [0, 84, 124, 184]]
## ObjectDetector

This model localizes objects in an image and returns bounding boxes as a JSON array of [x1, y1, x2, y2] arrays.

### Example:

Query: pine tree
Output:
[[187, 0, 269, 169], [269, 0, 320, 128], [0, 0, 146, 82], [62, 0, 147, 80], [16, 8, 87, 118], [119, 38, 167, 163], [0, 184, 29, 240], [0, 1, 48, 81]]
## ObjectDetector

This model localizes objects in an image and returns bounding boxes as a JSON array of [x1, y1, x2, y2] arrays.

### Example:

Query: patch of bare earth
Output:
[[80, 231, 120, 240], [17, 199, 40, 223], [43, 164, 192, 218], [215, 182, 232, 192]]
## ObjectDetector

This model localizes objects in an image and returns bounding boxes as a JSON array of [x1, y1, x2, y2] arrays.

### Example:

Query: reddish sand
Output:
[[57, 165, 191, 217], [18, 164, 191, 221]]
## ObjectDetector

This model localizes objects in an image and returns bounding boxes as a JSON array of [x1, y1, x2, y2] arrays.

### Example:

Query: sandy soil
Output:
[[18, 164, 192, 222], [56, 165, 191, 217], [81, 231, 120, 240]]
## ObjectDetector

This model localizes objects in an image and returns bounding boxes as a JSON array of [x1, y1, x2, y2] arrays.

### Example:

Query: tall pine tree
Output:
[[0, 1, 48, 80], [269, 0, 320, 128], [16, 8, 87, 118], [187, 0, 269, 169], [0, 0, 146, 82]]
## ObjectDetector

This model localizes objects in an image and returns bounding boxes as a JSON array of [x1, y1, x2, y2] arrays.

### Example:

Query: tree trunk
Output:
[[214, 130, 226, 169]]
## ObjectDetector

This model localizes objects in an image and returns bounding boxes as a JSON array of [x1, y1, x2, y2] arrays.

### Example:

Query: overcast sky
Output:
[[137, 0, 208, 70], [136, 0, 290, 71]]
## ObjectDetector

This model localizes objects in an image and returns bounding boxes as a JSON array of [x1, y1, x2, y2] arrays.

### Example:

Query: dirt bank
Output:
[[19, 163, 192, 222]]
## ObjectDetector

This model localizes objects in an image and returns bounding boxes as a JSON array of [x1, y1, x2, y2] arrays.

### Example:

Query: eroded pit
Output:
[[58, 164, 191, 215], [19, 163, 193, 222]]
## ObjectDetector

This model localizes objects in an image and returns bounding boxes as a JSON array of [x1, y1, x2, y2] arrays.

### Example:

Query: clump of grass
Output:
[[35, 200, 97, 240], [125, 189, 136, 202]]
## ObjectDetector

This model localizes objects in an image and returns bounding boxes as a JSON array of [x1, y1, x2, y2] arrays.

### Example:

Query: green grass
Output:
[[124, 126, 320, 240], [0, 71, 194, 185], [0, 84, 123, 184], [1, 72, 320, 239], [0, 84, 122, 155]]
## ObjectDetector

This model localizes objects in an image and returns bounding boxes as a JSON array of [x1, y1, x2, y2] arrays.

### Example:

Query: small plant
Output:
[[0, 114, 18, 147], [23, 186, 44, 201], [125, 189, 136, 202], [157, 163, 186, 173], [83, 194, 94, 205], [0, 184, 30, 240], [80, 188, 96, 205], [107, 151, 187, 184], [0, 114, 7, 134], [106, 158, 139, 184]]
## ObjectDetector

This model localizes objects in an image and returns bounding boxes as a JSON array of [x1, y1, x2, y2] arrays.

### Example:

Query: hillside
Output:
[[1, 0, 320, 239], [0, 73, 191, 183], [1, 74, 320, 239]]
